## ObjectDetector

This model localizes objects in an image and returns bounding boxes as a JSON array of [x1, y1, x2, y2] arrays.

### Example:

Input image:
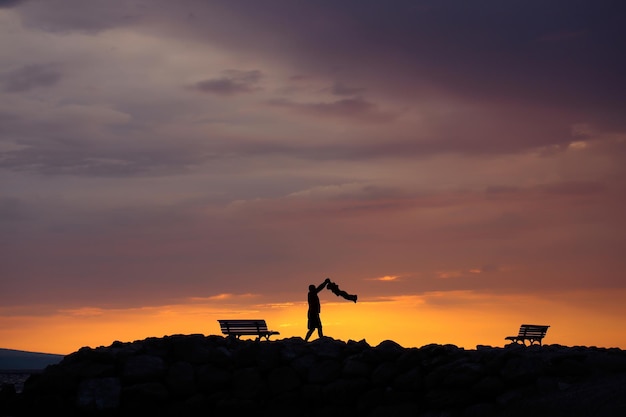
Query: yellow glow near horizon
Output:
[[2, 289, 626, 355]]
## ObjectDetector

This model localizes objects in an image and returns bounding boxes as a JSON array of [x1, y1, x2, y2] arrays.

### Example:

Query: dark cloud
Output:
[[1, 64, 62, 93], [0, 0, 24, 7], [0, 198, 24, 222], [189, 70, 262, 95], [331, 82, 365, 96], [485, 181, 605, 200], [536, 181, 605, 196], [485, 185, 521, 196], [268, 96, 395, 123], [12, 1, 626, 130], [0, 142, 207, 177], [0, 0, 27, 7], [0, 111, 20, 130], [157, 0, 626, 128], [14, 0, 143, 33]]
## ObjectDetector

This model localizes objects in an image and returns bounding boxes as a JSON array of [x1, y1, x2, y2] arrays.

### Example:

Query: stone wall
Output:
[[2, 335, 626, 416]]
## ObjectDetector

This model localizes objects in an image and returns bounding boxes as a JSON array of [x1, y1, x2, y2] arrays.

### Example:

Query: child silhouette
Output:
[[326, 279, 357, 303]]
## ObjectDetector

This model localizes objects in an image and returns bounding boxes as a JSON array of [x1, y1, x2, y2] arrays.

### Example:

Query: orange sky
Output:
[[3, 289, 626, 355], [1, 2, 625, 356]]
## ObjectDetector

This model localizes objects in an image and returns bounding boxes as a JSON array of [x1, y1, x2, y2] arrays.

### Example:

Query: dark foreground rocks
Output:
[[2, 335, 626, 416]]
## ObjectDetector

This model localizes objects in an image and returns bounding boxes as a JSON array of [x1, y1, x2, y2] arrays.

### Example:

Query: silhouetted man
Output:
[[305, 278, 329, 342], [326, 279, 357, 303]]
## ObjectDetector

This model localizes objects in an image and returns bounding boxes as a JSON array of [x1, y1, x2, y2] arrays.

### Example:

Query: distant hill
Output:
[[0, 348, 64, 371]]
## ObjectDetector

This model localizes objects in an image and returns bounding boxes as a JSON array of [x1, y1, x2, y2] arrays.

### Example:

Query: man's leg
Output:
[[305, 328, 314, 342]]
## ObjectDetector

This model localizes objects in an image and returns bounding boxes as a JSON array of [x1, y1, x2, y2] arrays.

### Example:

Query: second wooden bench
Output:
[[505, 324, 550, 346]]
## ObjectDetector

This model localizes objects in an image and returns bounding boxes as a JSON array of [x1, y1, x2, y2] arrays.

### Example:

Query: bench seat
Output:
[[505, 324, 550, 346], [218, 319, 280, 341]]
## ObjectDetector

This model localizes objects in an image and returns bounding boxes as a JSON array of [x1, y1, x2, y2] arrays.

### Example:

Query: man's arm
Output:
[[316, 278, 330, 293]]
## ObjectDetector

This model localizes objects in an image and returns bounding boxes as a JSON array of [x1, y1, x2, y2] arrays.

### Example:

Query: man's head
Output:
[[309, 284, 316, 292]]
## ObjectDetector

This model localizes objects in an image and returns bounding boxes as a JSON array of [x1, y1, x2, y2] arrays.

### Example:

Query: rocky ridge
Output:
[[1, 334, 626, 416]]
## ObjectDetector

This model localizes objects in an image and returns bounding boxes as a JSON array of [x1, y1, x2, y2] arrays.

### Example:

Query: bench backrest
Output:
[[218, 319, 269, 334], [518, 324, 550, 338]]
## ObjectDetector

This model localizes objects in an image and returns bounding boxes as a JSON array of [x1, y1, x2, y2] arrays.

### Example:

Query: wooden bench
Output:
[[217, 319, 280, 341], [505, 324, 550, 346]]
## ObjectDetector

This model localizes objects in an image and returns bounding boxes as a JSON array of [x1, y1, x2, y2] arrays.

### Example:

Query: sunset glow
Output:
[[1, 1, 625, 356], [2, 288, 626, 355]]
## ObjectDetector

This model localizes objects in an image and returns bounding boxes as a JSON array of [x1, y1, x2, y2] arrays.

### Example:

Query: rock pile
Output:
[[1, 335, 626, 416]]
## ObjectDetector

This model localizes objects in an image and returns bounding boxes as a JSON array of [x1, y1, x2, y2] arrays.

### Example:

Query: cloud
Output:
[[0, 104, 208, 178], [331, 82, 365, 96], [189, 69, 263, 96], [535, 181, 604, 196], [2, 0, 625, 316], [57, 307, 106, 317], [0, 197, 24, 223], [485, 180, 607, 201], [188, 293, 259, 302], [268, 96, 395, 123], [8, 0, 626, 153], [369, 275, 400, 282], [537, 30, 587, 43], [11, 0, 626, 118], [1, 64, 62, 92], [485, 185, 521, 196], [485, 181, 605, 199], [0, 0, 25, 8], [0, 144, 207, 177], [14, 0, 142, 33], [287, 183, 405, 202]]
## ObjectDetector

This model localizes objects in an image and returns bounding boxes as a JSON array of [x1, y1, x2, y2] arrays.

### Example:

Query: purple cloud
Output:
[[0, 0, 24, 7], [268, 96, 395, 123], [189, 70, 262, 96], [2, 64, 61, 93]]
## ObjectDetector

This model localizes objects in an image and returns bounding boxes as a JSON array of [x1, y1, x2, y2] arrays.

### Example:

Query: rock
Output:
[[268, 366, 301, 394], [342, 357, 372, 378], [76, 377, 121, 412], [3, 335, 625, 416], [308, 358, 342, 384], [122, 354, 165, 382], [166, 361, 196, 398], [0, 383, 18, 415]]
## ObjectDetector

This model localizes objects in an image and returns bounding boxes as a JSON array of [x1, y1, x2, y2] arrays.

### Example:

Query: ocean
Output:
[[0, 347, 65, 394]]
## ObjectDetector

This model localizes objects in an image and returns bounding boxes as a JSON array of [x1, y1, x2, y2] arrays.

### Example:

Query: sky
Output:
[[1, 0, 625, 355]]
